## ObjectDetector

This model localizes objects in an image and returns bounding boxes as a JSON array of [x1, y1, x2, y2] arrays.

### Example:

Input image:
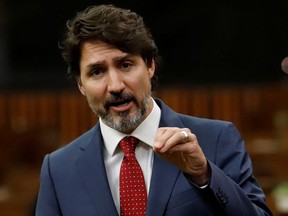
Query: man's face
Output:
[[78, 40, 155, 134]]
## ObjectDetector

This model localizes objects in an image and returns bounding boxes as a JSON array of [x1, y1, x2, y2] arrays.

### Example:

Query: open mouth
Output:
[[107, 99, 133, 112], [109, 99, 131, 107]]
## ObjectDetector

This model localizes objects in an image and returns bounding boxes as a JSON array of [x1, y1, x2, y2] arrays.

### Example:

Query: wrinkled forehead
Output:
[[79, 40, 142, 69]]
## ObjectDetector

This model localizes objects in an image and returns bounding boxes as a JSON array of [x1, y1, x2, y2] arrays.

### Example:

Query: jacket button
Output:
[[216, 188, 228, 206]]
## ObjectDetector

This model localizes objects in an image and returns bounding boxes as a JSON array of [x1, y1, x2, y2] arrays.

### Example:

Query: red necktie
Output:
[[119, 136, 147, 216]]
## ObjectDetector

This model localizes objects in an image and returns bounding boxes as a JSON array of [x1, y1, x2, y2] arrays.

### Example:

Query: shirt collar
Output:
[[100, 98, 161, 156]]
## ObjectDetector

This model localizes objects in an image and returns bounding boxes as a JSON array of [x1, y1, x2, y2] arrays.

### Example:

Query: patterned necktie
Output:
[[119, 136, 147, 216]]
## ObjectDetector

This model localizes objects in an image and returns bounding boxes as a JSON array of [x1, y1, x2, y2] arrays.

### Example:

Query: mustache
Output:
[[104, 92, 135, 109]]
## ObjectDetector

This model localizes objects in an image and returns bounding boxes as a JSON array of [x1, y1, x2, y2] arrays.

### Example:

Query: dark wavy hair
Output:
[[60, 4, 160, 90]]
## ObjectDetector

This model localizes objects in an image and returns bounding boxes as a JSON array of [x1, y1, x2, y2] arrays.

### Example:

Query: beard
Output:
[[87, 91, 151, 133]]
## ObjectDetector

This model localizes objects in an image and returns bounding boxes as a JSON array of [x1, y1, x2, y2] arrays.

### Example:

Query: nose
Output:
[[107, 70, 125, 93]]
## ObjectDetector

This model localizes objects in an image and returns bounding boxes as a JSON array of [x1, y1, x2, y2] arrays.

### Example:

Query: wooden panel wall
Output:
[[1, 83, 288, 149], [0, 83, 287, 165]]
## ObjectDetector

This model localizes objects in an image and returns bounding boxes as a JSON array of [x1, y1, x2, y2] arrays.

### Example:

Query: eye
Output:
[[90, 67, 104, 77], [120, 61, 133, 70]]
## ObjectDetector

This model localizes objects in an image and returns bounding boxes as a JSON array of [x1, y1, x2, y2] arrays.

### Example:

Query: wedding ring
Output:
[[180, 130, 189, 142]]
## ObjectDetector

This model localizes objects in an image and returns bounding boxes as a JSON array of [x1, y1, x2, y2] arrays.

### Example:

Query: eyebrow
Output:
[[113, 53, 135, 62], [85, 61, 105, 72], [85, 53, 135, 71]]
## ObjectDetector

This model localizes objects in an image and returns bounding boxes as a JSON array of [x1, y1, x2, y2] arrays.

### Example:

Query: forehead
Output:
[[80, 40, 127, 61]]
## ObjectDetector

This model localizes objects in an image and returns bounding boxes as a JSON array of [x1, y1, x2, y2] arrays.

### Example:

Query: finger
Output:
[[164, 139, 199, 155], [163, 133, 199, 154], [154, 127, 178, 150], [155, 127, 168, 140], [155, 128, 193, 153]]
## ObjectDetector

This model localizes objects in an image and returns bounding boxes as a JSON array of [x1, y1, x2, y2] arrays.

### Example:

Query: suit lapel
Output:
[[146, 99, 186, 216], [76, 125, 118, 216], [146, 154, 180, 216]]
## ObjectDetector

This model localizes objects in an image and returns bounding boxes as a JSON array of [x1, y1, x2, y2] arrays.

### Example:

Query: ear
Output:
[[77, 77, 86, 96], [147, 59, 155, 79]]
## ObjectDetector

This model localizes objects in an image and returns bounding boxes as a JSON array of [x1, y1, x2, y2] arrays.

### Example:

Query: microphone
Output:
[[281, 57, 288, 75]]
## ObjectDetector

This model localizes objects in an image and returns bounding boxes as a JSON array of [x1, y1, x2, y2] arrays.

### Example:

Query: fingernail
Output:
[[154, 142, 162, 149]]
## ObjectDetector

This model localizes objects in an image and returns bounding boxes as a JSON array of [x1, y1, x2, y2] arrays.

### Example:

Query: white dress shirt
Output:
[[100, 98, 161, 214]]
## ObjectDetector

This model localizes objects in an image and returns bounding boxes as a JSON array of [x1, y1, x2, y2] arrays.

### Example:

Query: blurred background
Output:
[[1, 0, 288, 215]]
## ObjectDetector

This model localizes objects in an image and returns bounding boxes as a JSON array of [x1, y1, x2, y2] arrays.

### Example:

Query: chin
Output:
[[106, 111, 142, 132]]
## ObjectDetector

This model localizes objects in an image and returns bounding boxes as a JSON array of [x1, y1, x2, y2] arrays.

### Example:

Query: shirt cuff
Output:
[[183, 172, 210, 189]]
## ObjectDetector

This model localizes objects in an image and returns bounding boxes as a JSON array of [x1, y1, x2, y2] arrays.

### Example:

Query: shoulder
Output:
[[49, 125, 100, 161], [155, 98, 236, 136], [179, 113, 233, 131]]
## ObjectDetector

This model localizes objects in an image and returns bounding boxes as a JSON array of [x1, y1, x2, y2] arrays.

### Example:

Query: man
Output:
[[36, 4, 272, 216]]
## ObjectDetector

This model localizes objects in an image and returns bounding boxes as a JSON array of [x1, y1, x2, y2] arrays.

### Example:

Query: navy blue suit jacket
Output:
[[36, 99, 272, 215]]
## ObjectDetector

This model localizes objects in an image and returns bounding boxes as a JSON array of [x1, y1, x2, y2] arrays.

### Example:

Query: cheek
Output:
[[83, 82, 106, 101], [129, 75, 149, 91], [141, 72, 152, 88], [131, 75, 151, 97]]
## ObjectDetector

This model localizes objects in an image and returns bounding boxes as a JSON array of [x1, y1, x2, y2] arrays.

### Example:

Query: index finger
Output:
[[154, 127, 170, 150]]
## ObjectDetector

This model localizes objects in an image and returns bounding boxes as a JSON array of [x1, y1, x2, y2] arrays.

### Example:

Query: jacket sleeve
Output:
[[36, 154, 62, 216], [207, 122, 272, 216]]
